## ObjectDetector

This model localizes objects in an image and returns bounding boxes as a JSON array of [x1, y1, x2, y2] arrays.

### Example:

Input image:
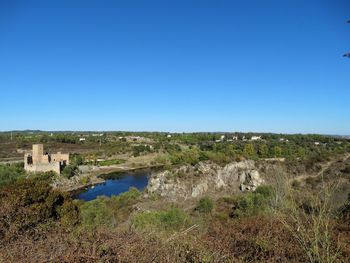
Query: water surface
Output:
[[76, 170, 150, 201]]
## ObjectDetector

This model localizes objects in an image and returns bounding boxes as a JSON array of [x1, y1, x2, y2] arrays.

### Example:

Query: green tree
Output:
[[243, 143, 255, 158], [61, 165, 79, 179], [258, 144, 269, 158], [70, 154, 84, 166], [297, 147, 306, 159], [273, 146, 282, 157]]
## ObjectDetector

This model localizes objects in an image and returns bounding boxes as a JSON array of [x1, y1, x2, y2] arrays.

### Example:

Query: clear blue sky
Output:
[[0, 0, 349, 134]]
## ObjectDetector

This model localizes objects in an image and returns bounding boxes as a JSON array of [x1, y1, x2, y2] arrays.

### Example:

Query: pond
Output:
[[75, 169, 150, 201]]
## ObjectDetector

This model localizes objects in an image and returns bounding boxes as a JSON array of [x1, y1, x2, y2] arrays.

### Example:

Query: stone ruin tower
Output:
[[24, 144, 69, 174]]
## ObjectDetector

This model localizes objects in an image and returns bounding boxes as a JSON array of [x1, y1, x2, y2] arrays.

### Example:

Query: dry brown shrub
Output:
[[205, 216, 307, 262]]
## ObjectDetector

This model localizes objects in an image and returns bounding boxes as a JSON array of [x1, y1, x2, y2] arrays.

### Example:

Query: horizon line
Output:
[[0, 129, 349, 137]]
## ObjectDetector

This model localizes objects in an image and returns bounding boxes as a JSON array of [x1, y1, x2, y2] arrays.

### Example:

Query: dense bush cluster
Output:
[[231, 185, 275, 217], [0, 177, 79, 243], [132, 144, 152, 157], [132, 207, 190, 232], [0, 163, 25, 188], [61, 164, 79, 179], [80, 187, 141, 229]]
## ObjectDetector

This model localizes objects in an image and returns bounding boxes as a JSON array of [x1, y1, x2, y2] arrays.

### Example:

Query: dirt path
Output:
[[292, 153, 350, 183]]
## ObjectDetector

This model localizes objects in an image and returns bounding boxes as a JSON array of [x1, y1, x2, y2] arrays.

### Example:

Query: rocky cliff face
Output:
[[147, 160, 265, 200]]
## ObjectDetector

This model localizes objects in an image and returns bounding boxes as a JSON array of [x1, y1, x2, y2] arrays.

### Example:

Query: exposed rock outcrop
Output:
[[239, 170, 264, 192], [147, 160, 265, 200]]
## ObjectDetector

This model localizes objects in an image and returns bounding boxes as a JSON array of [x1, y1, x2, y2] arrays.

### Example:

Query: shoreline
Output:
[[61, 164, 163, 194]]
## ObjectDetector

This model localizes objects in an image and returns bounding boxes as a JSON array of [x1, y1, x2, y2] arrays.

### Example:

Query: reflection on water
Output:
[[76, 170, 150, 201]]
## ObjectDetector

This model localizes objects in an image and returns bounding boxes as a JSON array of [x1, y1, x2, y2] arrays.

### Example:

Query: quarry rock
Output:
[[147, 160, 265, 200]]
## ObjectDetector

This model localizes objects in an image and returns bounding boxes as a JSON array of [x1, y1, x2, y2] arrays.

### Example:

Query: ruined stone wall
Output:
[[51, 153, 69, 165], [41, 155, 50, 164], [24, 162, 61, 174]]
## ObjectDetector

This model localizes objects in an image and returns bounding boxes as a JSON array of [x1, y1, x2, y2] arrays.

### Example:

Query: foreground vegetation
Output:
[[0, 163, 349, 262], [0, 131, 350, 262]]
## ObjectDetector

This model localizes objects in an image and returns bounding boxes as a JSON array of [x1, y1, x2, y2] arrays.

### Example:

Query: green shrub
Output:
[[70, 153, 84, 166], [79, 188, 141, 229], [169, 149, 201, 166], [255, 185, 275, 198], [80, 176, 90, 185], [132, 207, 189, 232], [132, 145, 152, 157], [31, 171, 57, 182], [196, 196, 214, 214], [80, 197, 114, 229], [236, 193, 257, 216], [154, 154, 171, 166], [233, 186, 275, 217], [61, 164, 79, 179], [0, 163, 25, 188], [205, 151, 232, 166], [109, 187, 141, 208], [57, 200, 80, 227]]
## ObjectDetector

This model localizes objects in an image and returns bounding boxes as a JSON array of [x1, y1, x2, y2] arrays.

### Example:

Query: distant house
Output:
[[79, 138, 86, 142], [251, 136, 262, 141], [167, 134, 172, 138], [123, 136, 152, 143], [92, 133, 104, 137], [215, 135, 225, 143]]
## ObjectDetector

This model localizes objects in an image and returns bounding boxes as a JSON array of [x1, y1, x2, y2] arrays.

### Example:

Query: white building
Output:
[[251, 136, 262, 141], [279, 138, 289, 142]]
